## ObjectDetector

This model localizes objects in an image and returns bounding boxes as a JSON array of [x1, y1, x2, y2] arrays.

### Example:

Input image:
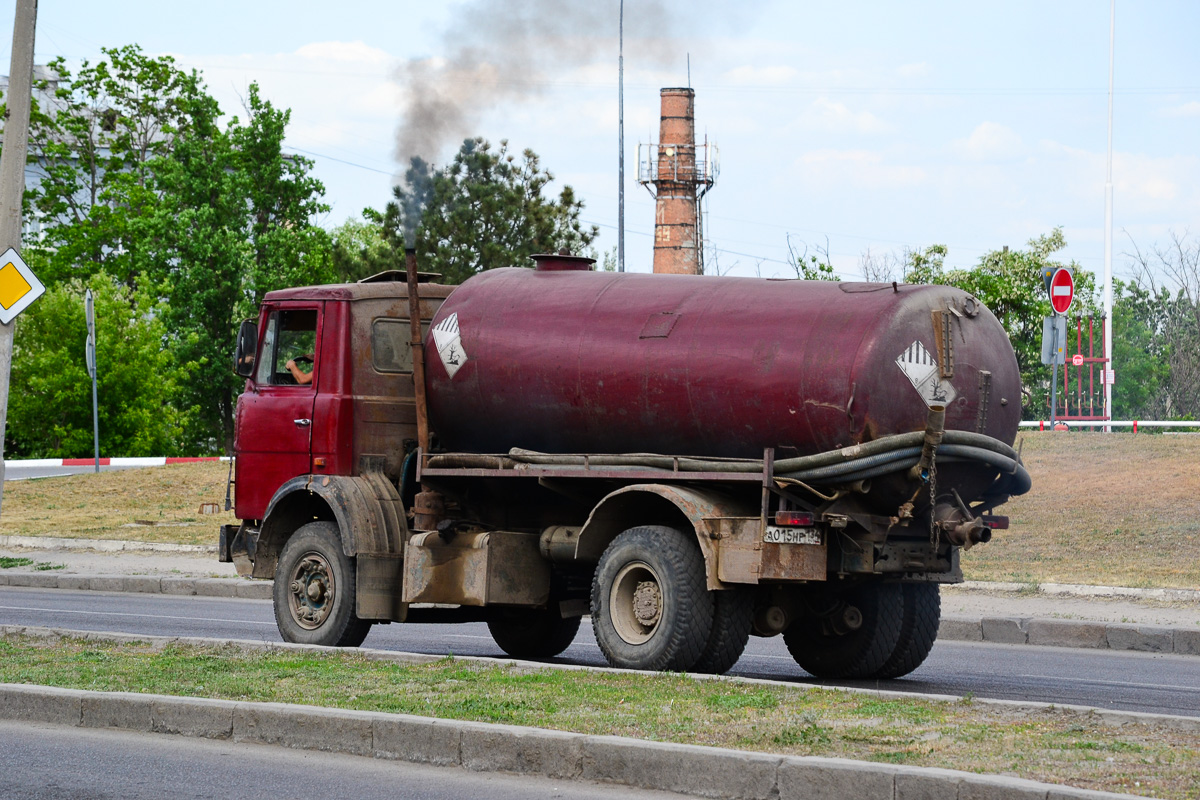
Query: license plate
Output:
[[763, 526, 821, 545]]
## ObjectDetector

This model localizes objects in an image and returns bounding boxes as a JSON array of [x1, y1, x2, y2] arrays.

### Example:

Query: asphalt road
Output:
[[3, 586, 1200, 718], [0, 720, 693, 800]]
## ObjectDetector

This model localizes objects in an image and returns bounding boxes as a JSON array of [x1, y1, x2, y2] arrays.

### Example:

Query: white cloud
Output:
[[1163, 101, 1200, 118], [721, 64, 799, 85], [796, 149, 925, 189], [953, 122, 1024, 161], [803, 97, 888, 134], [294, 40, 392, 66], [896, 62, 931, 78]]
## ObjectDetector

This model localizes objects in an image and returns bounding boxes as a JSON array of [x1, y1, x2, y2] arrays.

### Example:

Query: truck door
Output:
[[235, 303, 323, 520]]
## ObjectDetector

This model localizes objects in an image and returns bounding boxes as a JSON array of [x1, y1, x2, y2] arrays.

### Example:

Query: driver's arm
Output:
[[285, 359, 313, 385]]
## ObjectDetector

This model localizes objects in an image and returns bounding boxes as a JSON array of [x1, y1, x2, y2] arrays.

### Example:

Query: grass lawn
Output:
[[2, 432, 1198, 589], [2, 634, 1197, 799], [0, 462, 236, 546]]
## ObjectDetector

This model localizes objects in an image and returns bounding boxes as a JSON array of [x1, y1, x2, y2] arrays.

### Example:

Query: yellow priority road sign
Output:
[[0, 247, 45, 324]]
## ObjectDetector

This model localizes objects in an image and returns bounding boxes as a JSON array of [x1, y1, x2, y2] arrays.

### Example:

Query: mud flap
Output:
[[356, 553, 408, 622]]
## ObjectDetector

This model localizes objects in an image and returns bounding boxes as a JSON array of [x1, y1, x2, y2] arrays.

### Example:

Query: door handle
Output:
[[293, 418, 311, 427]]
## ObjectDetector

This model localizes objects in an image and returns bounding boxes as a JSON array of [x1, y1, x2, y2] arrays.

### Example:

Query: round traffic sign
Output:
[[1072, 353, 1084, 367], [1049, 268, 1074, 315]]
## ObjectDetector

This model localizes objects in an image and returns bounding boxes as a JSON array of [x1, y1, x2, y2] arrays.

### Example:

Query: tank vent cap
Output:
[[531, 252, 595, 272]]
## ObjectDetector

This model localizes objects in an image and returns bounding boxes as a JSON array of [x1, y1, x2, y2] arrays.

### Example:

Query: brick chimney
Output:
[[640, 88, 716, 275]]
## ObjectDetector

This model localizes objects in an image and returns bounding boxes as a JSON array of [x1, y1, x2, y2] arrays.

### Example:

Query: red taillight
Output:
[[774, 510, 815, 527], [981, 515, 1009, 530]]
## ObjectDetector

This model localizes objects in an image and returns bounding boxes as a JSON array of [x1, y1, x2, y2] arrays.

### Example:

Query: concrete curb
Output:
[[0, 682, 1145, 799], [938, 615, 1200, 656], [0, 571, 270, 599], [0, 534, 217, 553], [958, 580, 1200, 605]]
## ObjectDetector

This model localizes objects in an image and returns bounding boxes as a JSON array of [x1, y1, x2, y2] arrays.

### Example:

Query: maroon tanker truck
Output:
[[221, 252, 1029, 678]]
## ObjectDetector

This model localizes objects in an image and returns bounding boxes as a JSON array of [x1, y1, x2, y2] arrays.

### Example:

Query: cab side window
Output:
[[371, 319, 429, 373], [256, 310, 318, 386]]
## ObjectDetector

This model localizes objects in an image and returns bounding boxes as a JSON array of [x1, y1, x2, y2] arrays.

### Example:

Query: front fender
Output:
[[254, 473, 407, 579]]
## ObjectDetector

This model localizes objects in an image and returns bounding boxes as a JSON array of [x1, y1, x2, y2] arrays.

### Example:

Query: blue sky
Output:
[[2, 0, 1198, 282]]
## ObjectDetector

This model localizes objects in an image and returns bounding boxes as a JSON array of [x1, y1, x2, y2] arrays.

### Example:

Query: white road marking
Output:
[[0, 604, 276, 626], [1018, 674, 1200, 693]]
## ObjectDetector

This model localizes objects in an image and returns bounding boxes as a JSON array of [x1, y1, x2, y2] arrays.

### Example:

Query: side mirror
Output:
[[234, 319, 258, 378]]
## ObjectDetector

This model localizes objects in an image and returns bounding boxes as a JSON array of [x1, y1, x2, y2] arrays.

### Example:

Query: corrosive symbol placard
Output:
[[432, 312, 469, 379], [896, 341, 957, 407], [0, 247, 45, 324]]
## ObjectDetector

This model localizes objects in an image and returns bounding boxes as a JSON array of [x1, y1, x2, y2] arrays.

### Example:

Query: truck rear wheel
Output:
[[875, 583, 941, 679], [273, 521, 372, 647], [591, 525, 713, 672], [783, 582, 904, 679], [691, 588, 754, 675], [487, 607, 582, 660]]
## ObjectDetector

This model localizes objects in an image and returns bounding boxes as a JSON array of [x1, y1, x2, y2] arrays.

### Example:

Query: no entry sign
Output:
[[1049, 268, 1074, 315]]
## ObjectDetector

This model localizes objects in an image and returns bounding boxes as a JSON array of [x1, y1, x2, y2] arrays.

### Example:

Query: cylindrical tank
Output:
[[424, 268, 1021, 461]]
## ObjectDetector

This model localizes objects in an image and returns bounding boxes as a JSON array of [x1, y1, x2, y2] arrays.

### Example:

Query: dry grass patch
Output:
[[963, 433, 1200, 589], [1, 634, 1197, 799], [0, 462, 235, 545]]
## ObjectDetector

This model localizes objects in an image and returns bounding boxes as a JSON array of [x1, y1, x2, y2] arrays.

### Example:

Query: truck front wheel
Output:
[[591, 525, 714, 672], [273, 521, 372, 647]]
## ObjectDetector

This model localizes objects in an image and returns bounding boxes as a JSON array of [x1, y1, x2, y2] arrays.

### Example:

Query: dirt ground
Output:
[[962, 432, 1200, 589]]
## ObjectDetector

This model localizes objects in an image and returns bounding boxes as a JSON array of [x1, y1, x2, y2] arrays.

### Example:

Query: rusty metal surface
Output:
[[706, 517, 763, 585], [419, 466, 764, 483], [759, 539, 826, 582], [705, 517, 827, 584], [424, 270, 1021, 461], [405, 249, 432, 454], [401, 531, 550, 607]]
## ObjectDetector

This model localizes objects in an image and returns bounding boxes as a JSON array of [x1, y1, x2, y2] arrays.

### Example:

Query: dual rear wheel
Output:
[[590, 525, 939, 679]]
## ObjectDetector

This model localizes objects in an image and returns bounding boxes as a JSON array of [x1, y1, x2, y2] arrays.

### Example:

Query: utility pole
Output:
[[617, 0, 625, 273], [86, 289, 100, 473], [1102, 0, 1116, 432], [0, 0, 38, 513]]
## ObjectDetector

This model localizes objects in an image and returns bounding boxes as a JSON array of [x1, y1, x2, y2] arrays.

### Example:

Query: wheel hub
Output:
[[632, 580, 662, 627], [288, 553, 335, 629], [609, 562, 663, 645]]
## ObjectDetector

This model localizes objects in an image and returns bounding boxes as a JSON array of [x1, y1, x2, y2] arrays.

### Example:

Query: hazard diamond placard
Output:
[[0, 247, 44, 324]]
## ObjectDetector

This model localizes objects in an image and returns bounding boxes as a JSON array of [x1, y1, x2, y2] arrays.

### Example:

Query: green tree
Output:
[[227, 83, 334, 311], [1126, 232, 1200, 419], [1110, 279, 1171, 419], [331, 215, 405, 283], [7, 275, 188, 458], [8, 45, 334, 455], [903, 229, 1097, 418], [386, 138, 598, 285], [19, 46, 212, 289], [786, 235, 839, 281]]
